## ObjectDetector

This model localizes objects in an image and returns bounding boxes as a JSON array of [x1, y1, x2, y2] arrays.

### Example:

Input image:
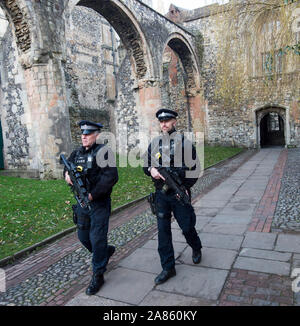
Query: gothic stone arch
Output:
[[163, 33, 205, 134], [71, 0, 159, 146], [0, 0, 31, 53], [1, 0, 202, 177]]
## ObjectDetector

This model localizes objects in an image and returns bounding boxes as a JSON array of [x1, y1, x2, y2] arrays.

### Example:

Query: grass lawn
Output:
[[0, 145, 243, 260]]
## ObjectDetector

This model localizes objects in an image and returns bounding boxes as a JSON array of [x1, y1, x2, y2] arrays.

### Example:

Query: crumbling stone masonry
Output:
[[1, 0, 298, 179], [166, 2, 300, 148], [0, 0, 204, 178]]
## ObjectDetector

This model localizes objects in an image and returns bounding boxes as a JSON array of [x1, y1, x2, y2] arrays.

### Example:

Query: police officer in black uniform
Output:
[[143, 109, 202, 285], [64, 120, 118, 295]]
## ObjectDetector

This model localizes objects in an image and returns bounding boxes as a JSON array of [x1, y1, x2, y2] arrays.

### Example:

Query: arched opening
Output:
[[260, 112, 285, 147], [162, 34, 203, 133], [256, 106, 287, 148], [65, 0, 155, 151], [161, 45, 190, 132], [76, 0, 151, 80]]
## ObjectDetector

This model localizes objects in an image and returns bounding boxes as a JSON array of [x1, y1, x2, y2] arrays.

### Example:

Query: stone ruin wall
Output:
[[179, 3, 300, 148], [0, 4, 142, 160], [65, 6, 114, 148], [2, 1, 299, 176], [161, 48, 190, 132], [0, 0, 204, 177], [0, 29, 30, 169]]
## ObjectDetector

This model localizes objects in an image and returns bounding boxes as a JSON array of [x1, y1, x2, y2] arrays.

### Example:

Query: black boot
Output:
[[154, 268, 176, 285], [85, 273, 104, 296], [192, 249, 202, 264], [108, 245, 115, 261]]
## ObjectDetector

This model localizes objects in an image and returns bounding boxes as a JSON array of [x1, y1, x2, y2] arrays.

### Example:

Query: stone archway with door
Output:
[[256, 106, 289, 148]]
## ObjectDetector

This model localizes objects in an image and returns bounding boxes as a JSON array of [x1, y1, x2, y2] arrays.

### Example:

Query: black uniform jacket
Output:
[[64, 142, 118, 202], [143, 129, 201, 191]]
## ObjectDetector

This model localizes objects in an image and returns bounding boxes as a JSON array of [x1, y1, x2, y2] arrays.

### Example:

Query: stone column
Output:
[[22, 59, 72, 179], [187, 88, 207, 135], [0, 0, 73, 178], [135, 79, 162, 134]]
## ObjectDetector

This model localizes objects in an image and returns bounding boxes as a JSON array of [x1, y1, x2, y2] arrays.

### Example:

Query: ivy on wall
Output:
[[212, 0, 299, 107]]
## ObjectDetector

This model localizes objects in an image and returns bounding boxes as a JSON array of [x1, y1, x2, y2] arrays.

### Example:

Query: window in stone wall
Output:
[[295, 26, 300, 43], [262, 50, 283, 75], [293, 15, 300, 43], [267, 113, 280, 132]]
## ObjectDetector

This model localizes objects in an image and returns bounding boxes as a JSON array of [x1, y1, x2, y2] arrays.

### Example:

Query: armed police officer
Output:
[[143, 109, 202, 285], [63, 120, 118, 295]]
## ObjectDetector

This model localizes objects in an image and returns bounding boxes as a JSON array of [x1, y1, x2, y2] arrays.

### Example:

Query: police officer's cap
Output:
[[156, 109, 178, 121], [78, 120, 103, 135]]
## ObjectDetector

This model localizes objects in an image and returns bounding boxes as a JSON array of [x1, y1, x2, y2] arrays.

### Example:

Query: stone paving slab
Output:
[[233, 257, 290, 276], [202, 222, 248, 235], [66, 293, 131, 306], [210, 185, 240, 194], [229, 196, 262, 205], [200, 191, 234, 202], [171, 217, 211, 231], [156, 265, 229, 301], [194, 200, 229, 208], [230, 172, 254, 179], [232, 190, 266, 199], [96, 267, 155, 305], [180, 246, 237, 270], [238, 181, 269, 191], [152, 228, 186, 243], [242, 232, 277, 250], [194, 207, 219, 216], [141, 239, 188, 256], [217, 206, 256, 217], [240, 248, 292, 262], [118, 248, 162, 274], [195, 217, 211, 231], [139, 290, 215, 306], [212, 214, 253, 225], [275, 234, 300, 253], [196, 232, 243, 250]]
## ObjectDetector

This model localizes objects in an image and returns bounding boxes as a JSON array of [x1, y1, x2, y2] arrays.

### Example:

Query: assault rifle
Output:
[[60, 154, 91, 211], [146, 133, 194, 207], [158, 167, 191, 206]]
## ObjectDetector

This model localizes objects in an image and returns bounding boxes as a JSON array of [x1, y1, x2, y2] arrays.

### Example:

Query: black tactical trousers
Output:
[[76, 199, 111, 275], [155, 189, 202, 271]]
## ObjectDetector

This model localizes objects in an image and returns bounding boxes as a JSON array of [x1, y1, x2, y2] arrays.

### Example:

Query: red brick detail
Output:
[[219, 269, 294, 306]]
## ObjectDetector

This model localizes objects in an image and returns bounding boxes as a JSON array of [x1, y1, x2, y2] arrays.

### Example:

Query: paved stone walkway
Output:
[[65, 147, 300, 306], [1, 147, 300, 306], [0, 149, 255, 306]]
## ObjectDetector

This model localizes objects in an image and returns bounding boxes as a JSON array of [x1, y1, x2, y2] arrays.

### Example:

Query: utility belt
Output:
[[147, 190, 174, 216], [72, 204, 91, 230], [147, 192, 156, 216]]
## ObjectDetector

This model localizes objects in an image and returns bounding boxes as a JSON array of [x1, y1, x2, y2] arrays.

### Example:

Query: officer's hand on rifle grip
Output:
[[150, 167, 165, 181], [65, 172, 73, 186]]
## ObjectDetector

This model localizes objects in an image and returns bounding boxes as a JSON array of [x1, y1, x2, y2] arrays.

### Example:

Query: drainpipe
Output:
[[110, 26, 118, 98]]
